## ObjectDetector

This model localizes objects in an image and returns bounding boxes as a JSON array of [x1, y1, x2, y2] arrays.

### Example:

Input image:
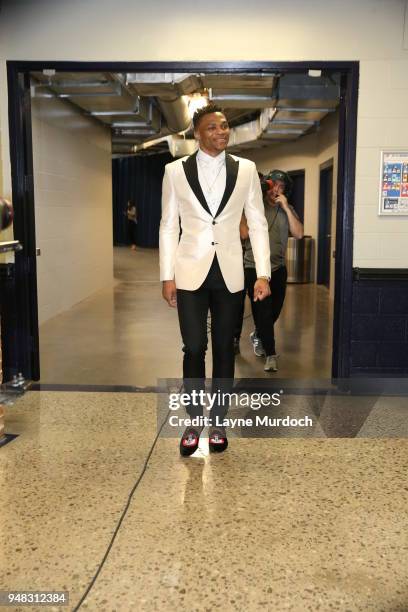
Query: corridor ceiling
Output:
[[30, 71, 340, 157]]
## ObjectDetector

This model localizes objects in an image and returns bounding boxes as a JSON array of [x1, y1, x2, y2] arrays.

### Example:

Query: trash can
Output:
[[286, 235, 313, 283]]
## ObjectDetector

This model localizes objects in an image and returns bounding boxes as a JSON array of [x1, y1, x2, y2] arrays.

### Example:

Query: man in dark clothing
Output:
[[237, 170, 304, 371]]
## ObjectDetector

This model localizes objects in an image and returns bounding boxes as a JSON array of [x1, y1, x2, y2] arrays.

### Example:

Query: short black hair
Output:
[[192, 103, 225, 130]]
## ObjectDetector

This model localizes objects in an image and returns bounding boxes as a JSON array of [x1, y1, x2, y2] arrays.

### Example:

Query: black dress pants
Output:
[[177, 256, 244, 422], [244, 266, 287, 356]]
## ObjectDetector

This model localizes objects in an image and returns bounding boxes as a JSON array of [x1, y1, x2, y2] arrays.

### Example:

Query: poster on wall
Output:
[[379, 150, 408, 215]]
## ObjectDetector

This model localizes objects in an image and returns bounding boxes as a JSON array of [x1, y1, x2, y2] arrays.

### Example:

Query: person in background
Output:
[[239, 170, 304, 372], [126, 200, 138, 250]]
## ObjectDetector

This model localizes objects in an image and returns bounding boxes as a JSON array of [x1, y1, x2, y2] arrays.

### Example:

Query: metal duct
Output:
[[209, 95, 277, 108], [126, 74, 195, 134], [157, 95, 191, 133], [134, 135, 197, 157], [30, 70, 340, 155], [125, 73, 200, 97], [135, 109, 267, 157]]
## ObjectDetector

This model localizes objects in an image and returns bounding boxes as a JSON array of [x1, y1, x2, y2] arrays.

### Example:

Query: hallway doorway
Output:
[[317, 163, 334, 288], [6, 61, 359, 383]]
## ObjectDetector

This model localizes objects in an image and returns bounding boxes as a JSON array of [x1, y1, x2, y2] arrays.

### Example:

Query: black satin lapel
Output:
[[182, 152, 212, 217], [214, 154, 239, 218]]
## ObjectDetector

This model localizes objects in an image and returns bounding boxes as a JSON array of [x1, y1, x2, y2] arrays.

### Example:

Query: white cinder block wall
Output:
[[354, 60, 408, 268], [0, 0, 408, 271], [31, 95, 113, 324]]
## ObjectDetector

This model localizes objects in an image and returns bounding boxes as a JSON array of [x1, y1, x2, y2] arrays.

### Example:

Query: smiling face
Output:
[[194, 112, 230, 156]]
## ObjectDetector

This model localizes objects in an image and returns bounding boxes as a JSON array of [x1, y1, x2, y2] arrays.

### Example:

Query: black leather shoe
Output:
[[208, 428, 228, 453], [179, 427, 202, 457]]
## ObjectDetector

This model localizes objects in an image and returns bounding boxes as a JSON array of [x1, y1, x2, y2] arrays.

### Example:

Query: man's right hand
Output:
[[162, 280, 177, 307], [253, 278, 271, 301]]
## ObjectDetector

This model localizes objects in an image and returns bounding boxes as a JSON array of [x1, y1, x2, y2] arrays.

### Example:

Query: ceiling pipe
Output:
[[157, 95, 191, 133], [125, 73, 193, 135]]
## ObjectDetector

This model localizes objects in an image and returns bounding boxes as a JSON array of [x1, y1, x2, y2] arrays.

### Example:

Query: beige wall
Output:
[[31, 94, 113, 324], [355, 60, 408, 267], [0, 115, 3, 197], [242, 111, 339, 289], [0, 91, 13, 264], [0, 0, 408, 269]]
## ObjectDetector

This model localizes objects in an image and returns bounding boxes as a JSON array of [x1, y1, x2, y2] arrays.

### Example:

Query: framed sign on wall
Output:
[[379, 150, 408, 215]]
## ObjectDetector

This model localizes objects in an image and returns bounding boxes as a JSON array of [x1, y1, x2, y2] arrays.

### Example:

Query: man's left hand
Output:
[[253, 278, 271, 301]]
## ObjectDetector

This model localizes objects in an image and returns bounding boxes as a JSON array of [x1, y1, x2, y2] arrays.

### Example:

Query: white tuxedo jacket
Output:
[[159, 151, 271, 293]]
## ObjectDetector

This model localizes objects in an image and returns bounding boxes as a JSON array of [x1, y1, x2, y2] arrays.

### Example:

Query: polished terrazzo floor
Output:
[[3, 248, 407, 611], [38, 247, 333, 386], [1, 390, 407, 611]]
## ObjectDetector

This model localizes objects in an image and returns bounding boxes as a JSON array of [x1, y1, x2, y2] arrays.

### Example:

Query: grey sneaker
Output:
[[264, 355, 279, 372], [250, 331, 265, 357]]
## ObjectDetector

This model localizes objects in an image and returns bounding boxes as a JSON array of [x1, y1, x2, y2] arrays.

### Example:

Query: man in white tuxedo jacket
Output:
[[159, 104, 271, 455]]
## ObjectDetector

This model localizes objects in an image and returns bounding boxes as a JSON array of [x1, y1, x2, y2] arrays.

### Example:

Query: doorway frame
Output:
[[286, 168, 305, 224], [6, 60, 359, 381], [317, 159, 334, 288]]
